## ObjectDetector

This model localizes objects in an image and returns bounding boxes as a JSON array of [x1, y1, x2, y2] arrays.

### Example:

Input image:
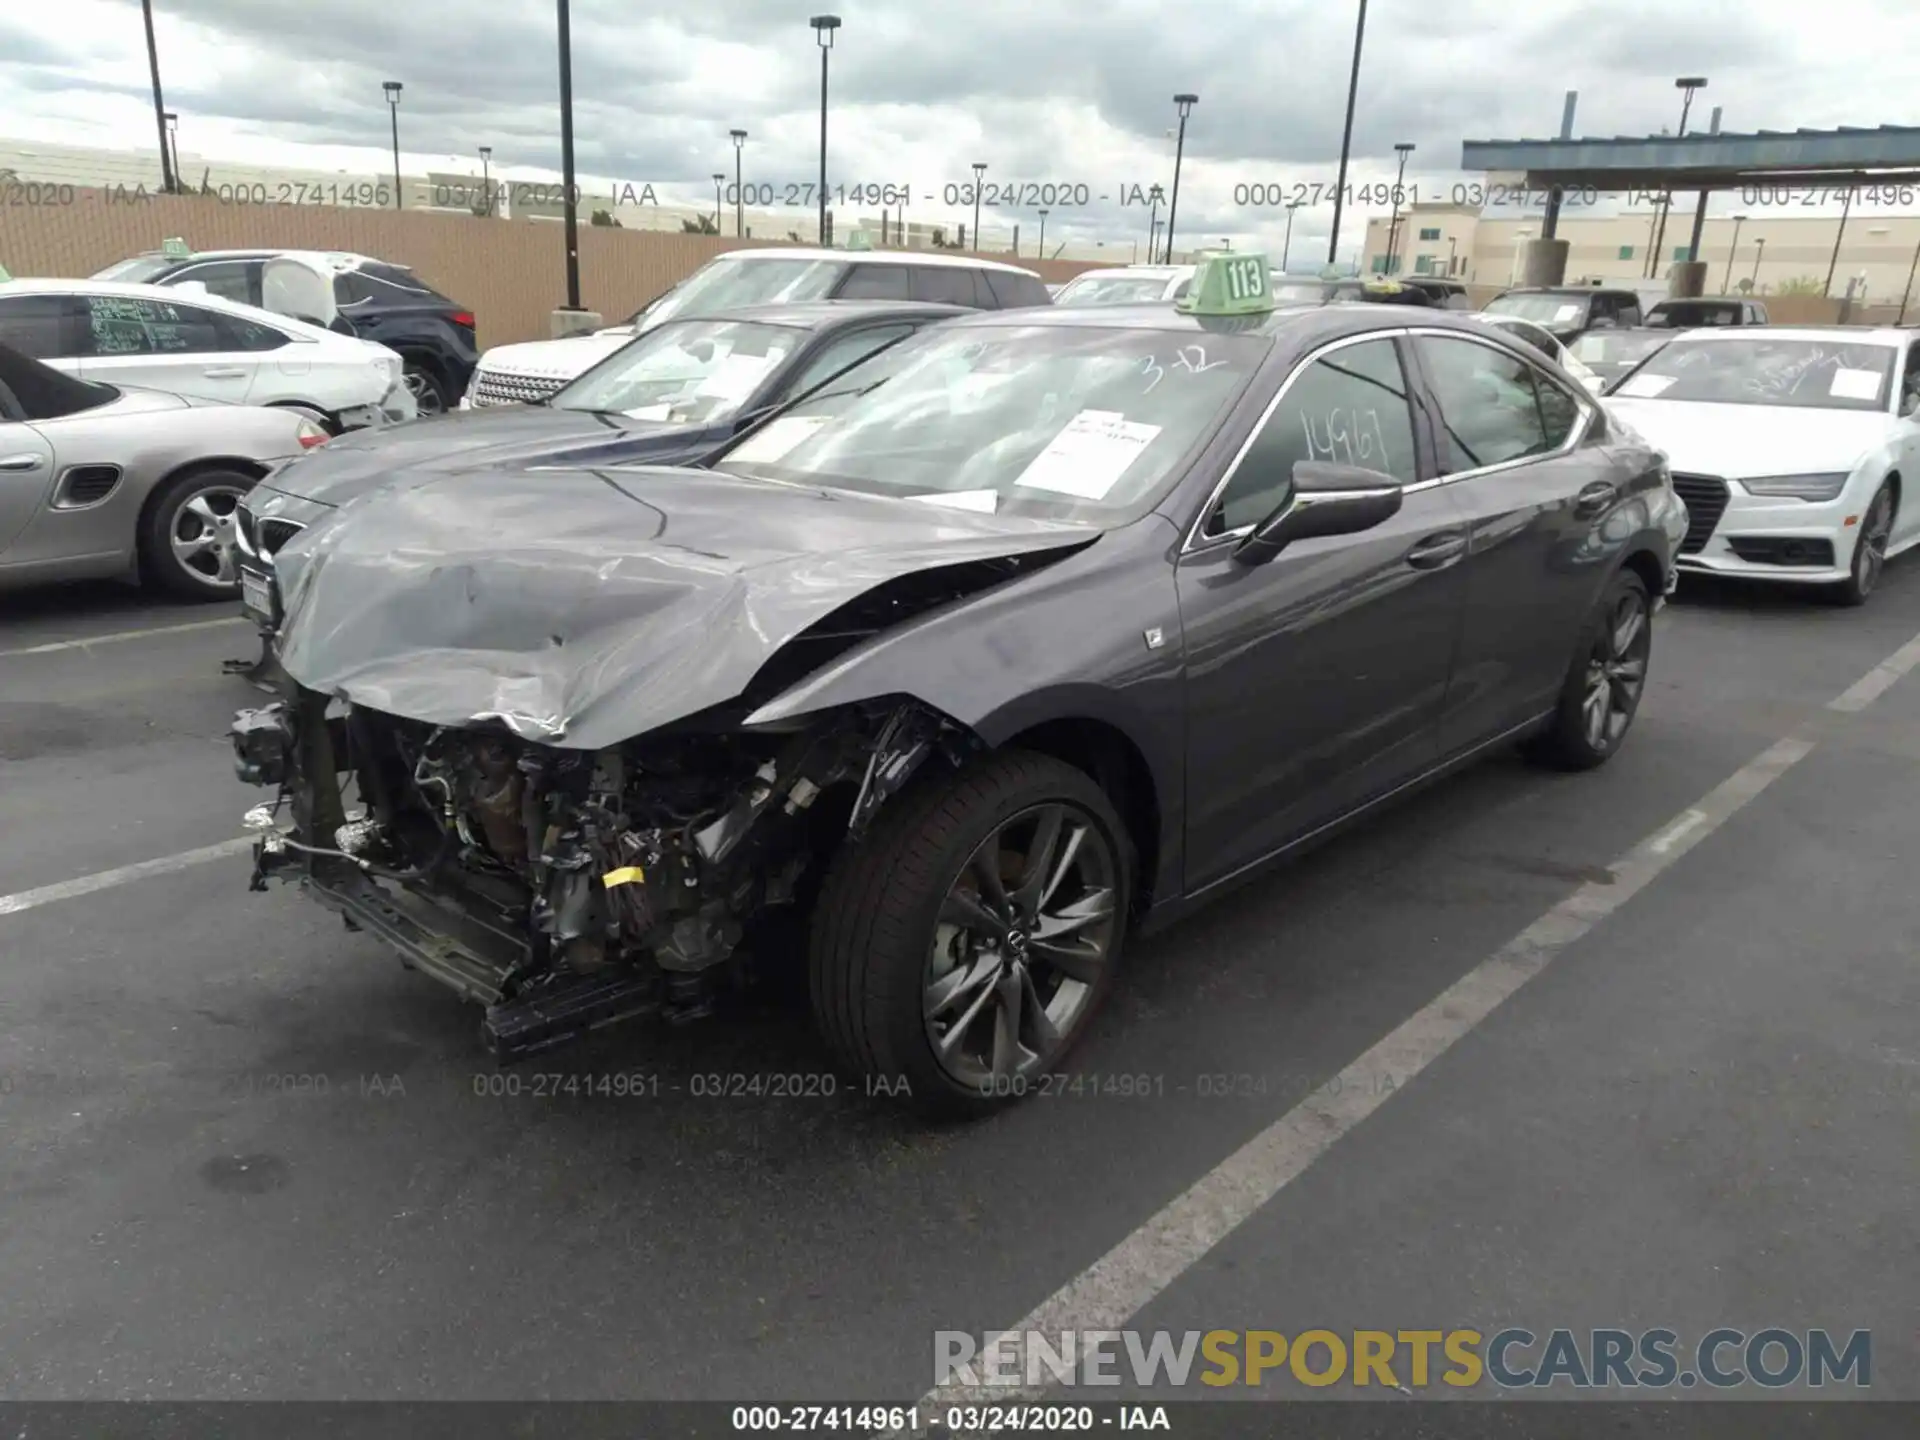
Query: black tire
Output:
[[808, 749, 1131, 1118], [1524, 568, 1653, 772], [1831, 482, 1894, 607], [138, 468, 256, 600], [402, 355, 450, 415]]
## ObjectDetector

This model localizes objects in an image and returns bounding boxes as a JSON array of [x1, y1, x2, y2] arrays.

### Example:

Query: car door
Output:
[[74, 294, 258, 404], [1174, 331, 1469, 893], [1407, 328, 1621, 754], [0, 406, 57, 557]]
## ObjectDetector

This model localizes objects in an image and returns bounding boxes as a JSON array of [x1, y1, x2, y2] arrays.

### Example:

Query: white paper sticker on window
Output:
[[1616, 374, 1676, 398], [697, 351, 776, 401], [1013, 410, 1162, 500], [1829, 367, 1883, 401], [727, 415, 828, 463], [1553, 303, 1582, 322], [908, 488, 999, 513], [624, 403, 673, 421]]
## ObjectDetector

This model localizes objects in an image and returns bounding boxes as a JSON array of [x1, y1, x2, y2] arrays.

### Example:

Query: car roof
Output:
[[1066, 266, 1190, 280], [671, 300, 970, 329], [1500, 286, 1636, 298], [132, 249, 394, 271], [0, 276, 330, 330], [712, 246, 1040, 277], [1659, 324, 1909, 345], [934, 300, 1495, 343], [1650, 295, 1753, 305]]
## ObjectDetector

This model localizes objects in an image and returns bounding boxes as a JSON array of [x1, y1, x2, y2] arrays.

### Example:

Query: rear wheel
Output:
[[402, 356, 450, 415], [809, 750, 1129, 1117], [138, 468, 255, 599], [1831, 482, 1894, 607], [1525, 569, 1652, 771]]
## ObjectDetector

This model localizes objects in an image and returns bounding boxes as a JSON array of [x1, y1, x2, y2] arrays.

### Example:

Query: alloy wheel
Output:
[[169, 482, 248, 591], [1581, 588, 1649, 753], [1857, 490, 1893, 597], [404, 365, 446, 415], [924, 802, 1119, 1090]]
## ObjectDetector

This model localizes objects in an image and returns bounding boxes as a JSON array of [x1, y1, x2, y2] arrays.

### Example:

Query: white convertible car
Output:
[[1606, 327, 1920, 605]]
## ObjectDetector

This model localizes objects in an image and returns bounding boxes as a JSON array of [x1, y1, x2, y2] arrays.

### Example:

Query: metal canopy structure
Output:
[[1460, 124, 1920, 191]]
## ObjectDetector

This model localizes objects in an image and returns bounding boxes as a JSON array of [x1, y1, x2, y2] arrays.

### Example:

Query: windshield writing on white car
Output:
[[1615, 338, 1895, 412]]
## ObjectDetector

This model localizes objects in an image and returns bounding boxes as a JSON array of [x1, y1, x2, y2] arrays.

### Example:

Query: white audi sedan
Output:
[[0, 278, 413, 433], [1606, 327, 1920, 605]]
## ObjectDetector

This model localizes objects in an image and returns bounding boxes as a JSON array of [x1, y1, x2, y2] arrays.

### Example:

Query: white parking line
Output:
[[0, 615, 247, 659], [918, 622, 1920, 1412], [0, 838, 252, 920]]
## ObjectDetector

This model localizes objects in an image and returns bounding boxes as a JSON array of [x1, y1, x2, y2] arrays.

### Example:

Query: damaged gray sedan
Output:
[[231, 256, 1681, 1114]]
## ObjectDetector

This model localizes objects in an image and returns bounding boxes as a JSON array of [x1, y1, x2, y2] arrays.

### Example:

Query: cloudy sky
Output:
[[4, 0, 1919, 263]]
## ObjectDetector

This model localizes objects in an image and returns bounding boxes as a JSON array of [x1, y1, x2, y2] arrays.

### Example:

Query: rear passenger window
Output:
[[0, 295, 73, 357], [79, 296, 227, 356], [982, 271, 1051, 308], [216, 313, 290, 352], [1417, 336, 1579, 474], [911, 267, 986, 307], [834, 264, 911, 301], [1209, 337, 1419, 536]]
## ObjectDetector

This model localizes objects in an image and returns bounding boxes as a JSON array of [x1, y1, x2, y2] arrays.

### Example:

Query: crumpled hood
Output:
[[272, 465, 1098, 749], [1604, 399, 1893, 479], [257, 405, 689, 507]]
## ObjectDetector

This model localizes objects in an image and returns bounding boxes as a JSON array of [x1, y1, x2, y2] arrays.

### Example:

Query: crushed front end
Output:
[[231, 689, 961, 1062]]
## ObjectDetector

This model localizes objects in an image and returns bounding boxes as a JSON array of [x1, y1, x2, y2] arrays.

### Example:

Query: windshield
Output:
[[640, 257, 842, 328], [1485, 293, 1593, 326], [552, 319, 802, 423], [710, 322, 1266, 525], [1053, 275, 1175, 306], [1611, 336, 1897, 412], [91, 255, 175, 283]]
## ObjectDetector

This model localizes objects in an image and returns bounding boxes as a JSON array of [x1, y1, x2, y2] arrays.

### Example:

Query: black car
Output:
[[1644, 296, 1770, 328], [231, 256, 1683, 1116], [92, 248, 478, 416], [233, 299, 965, 636], [1484, 286, 1646, 344], [1270, 275, 1437, 307]]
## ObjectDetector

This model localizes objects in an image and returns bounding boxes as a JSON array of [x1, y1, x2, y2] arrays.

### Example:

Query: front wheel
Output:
[[1831, 482, 1894, 607], [809, 750, 1130, 1117], [1525, 569, 1653, 771]]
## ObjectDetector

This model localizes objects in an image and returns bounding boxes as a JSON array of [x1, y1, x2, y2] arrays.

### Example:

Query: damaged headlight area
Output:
[[230, 690, 970, 1062]]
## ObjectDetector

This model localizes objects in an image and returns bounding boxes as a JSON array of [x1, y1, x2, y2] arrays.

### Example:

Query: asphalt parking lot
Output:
[[2, 568, 1917, 1419]]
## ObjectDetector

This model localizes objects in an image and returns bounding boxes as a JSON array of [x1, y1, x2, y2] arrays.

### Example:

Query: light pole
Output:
[[1281, 199, 1303, 270], [970, 162, 986, 251], [1649, 75, 1706, 276], [1163, 94, 1198, 265], [1383, 140, 1414, 275], [1037, 208, 1048, 259], [1897, 231, 1920, 324], [163, 111, 180, 192], [730, 128, 747, 238], [382, 81, 403, 208], [1328, 0, 1368, 265], [1145, 185, 1164, 263], [141, 0, 175, 193], [477, 145, 491, 214], [810, 15, 840, 245], [1750, 236, 1766, 291], [555, 0, 581, 309], [1150, 216, 1164, 264], [712, 173, 725, 232], [1823, 183, 1856, 297], [1722, 213, 1746, 291]]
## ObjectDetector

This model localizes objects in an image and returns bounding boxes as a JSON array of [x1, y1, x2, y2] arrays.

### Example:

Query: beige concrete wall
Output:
[[0, 192, 1106, 351]]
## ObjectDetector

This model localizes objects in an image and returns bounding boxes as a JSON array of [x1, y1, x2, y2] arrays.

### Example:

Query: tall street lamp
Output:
[[1036, 208, 1048, 259], [163, 111, 181, 191], [730, 128, 748, 237], [810, 15, 841, 245], [1823, 182, 1856, 298], [1383, 140, 1414, 275], [1281, 199, 1303, 270], [1328, 0, 1369, 265], [712, 173, 725, 232], [555, 0, 582, 309], [1164, 93, 1198, 265], [971, 161, 986, 251], [1722, 212, 1747, 291], [382, 81, 403, 209], [1145, 184, 1164, 263], [141, 0, 175, 193], [477, 145, 492, 214], [1649, 75, 1706, 276], [1750, 236, 1766, 291], [1897, 231, 1920, 325]]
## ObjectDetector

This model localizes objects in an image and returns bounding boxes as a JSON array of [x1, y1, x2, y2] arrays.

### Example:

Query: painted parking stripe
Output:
[[916, 623, 1920, 1412], [0, 615, 247, 659], [0, 838, 252, 920]]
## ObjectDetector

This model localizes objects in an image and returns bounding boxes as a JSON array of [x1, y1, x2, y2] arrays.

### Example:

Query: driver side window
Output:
[[1208, 337, 1418, 536]]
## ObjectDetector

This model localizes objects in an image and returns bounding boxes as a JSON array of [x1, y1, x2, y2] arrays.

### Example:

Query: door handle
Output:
[[201, 367, 248, 379], [1574, 481, 1618, 518], [1405, 532, 1468, 570], [0, 453, 46, 472]]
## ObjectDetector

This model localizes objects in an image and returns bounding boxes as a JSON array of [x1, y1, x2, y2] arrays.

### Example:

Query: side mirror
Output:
[[1901, 389, 1920, 419], [1232, 461, 1404, 567]]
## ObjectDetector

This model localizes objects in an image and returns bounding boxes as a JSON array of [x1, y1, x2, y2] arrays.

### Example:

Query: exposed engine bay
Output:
[[232, 689, 969, 1061]]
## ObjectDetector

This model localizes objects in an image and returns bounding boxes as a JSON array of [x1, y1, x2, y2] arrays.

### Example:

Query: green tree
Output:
[[680, 213, 718, 234], [590, 208, 623, 228], [1774, 274, 1825, 295]]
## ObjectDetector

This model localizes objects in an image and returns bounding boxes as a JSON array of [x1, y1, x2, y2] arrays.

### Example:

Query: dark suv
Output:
[[92, 248, 478, 415], [1484, 286, 1645, 344]]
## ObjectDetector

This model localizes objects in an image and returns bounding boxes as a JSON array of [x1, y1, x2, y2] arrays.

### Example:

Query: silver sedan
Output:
[[0, 342, 325, 597]]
